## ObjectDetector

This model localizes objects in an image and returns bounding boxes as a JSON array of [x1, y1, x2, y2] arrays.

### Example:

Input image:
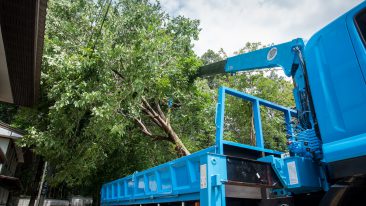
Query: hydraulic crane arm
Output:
[[196, 37, 318, 142], [197, 38, 304, 77]]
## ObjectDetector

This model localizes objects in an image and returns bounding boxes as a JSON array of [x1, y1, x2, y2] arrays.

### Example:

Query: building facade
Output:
[[0, 122, 24, 205]]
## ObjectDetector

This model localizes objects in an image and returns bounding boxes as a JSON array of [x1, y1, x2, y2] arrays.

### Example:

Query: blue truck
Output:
[[101, 2, 366, 205]]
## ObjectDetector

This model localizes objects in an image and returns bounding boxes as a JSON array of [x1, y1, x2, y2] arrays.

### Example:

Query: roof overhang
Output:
[[0, 175, 21, 191], [0, 0, 48, 106], [0, 121, 24, 164]]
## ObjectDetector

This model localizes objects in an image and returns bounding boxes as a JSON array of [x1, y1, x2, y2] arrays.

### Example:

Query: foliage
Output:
[[14, 0, 213, 191], [0, 103, 17, 124]]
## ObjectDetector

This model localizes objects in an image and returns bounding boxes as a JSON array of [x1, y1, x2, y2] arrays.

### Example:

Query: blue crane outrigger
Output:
[[101, 2, 366, 205]]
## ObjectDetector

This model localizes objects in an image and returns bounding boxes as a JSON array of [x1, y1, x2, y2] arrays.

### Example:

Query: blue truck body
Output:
[[102, 2, 366, 205], [101, 89, 296, 205]]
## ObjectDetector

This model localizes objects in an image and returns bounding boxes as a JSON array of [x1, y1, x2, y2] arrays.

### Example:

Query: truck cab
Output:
[[305, 2, 366, 180]]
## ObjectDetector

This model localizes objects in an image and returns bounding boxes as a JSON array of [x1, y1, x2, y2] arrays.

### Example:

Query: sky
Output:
[[159, 0, 364, 56]]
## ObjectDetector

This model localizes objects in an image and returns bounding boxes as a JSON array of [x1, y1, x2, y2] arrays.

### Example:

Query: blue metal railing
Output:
[[101, 87, 298, 205], [215, 86, 297, 154]]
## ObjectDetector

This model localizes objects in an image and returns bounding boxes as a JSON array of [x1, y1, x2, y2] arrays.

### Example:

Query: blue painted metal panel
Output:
[[259, 155, 324, 194], [225, 39, 304, 77], [323, 133, 366, 162], [284, 110, 293, 138], [101, 150, 229, 206], [347, 2, 366, 82], [253, 99, 264, 148], [305, 1, 366, 162], [215, 87, 225, 154], [101, 147, 215, 205], [199, 154, 227, 206]]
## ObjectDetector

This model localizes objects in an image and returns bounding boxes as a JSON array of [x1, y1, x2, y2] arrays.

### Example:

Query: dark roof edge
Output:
[[33, 0, 48, 104], [0, 121, 25, 136]]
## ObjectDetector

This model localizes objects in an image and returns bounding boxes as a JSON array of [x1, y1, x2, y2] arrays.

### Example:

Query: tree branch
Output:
[[144, 98, 190, 156], [135, 118, 152, 136], [155, 102, 166, 121], [134, 117, 172, 143], [126, 97, 191, 157], [141, 98, 166, 125], [111, 69, 125, 80], [140, 104, 163, 128]]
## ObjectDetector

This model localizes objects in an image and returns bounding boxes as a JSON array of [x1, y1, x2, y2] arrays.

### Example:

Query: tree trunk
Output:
[[163, 122, 190, 156], [136, 98, 191, 157]]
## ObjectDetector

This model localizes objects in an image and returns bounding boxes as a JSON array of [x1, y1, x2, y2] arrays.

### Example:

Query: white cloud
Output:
[[159, 0, 364, 56]]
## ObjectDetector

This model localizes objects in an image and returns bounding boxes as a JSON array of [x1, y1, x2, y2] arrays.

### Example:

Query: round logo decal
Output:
[[267, 47, 278, 61]]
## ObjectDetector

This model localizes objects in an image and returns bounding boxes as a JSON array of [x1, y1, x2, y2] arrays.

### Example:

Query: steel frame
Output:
[[101, 87, 297, 206]]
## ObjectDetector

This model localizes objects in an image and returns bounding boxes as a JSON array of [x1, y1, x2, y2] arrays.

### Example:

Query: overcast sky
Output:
[[159, 0, 364, 56]]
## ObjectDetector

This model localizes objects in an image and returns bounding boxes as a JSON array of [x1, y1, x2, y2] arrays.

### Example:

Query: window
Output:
[[355, 9, 366, 47]]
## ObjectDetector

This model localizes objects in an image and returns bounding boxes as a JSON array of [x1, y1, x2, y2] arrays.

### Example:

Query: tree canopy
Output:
[[13, 0, 214, 191]]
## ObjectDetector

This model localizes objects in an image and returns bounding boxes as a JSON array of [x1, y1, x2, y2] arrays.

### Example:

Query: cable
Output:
[[87, 0, 107, 46], [91, 0, 112, 54], [294, 46, 321, 137]]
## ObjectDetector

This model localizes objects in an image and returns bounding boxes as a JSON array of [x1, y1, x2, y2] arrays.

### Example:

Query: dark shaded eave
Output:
[[0, 121, 25, 163], [0, 175, 21, 191], [0, 0, 48, 106], [0, 121, 25, 137]]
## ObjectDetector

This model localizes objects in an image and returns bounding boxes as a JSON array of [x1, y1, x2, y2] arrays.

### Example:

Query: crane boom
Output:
[[196, 39, 304, 77]]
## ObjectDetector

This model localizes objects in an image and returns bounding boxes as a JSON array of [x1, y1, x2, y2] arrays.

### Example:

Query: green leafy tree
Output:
[[14, 0, 215, 193], [0, 103, 17, 124]]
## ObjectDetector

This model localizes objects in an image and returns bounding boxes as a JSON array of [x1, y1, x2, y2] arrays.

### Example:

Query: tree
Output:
[[200, 48, 226, 64], [0, 103, 17, 124], [14, 0, 214, 194]]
